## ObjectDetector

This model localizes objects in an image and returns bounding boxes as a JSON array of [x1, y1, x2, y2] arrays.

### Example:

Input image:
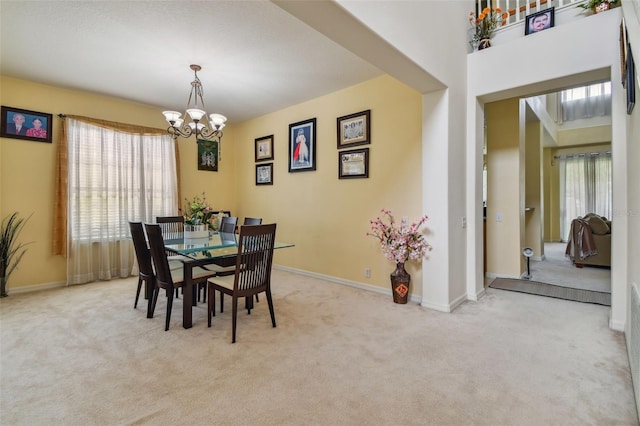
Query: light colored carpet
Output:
[[0, 269, 636, 425], [529, 242, 611, 293]]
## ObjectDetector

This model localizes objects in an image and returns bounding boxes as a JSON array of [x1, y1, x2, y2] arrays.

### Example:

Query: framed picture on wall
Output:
[[255, 134, 274, 162], [256, 163, 273, 185], [337, 109, 370, 149], [627, 44, 635, 115], [338, 148, 369, 179], [0, 106, 52, 143], [197, 139, 218, 171], [288, 117, 316, 172], [525, 8, 554, 35]]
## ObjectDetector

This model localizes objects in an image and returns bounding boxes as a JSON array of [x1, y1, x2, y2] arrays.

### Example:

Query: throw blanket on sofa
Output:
[[565, 218, 598, 261]]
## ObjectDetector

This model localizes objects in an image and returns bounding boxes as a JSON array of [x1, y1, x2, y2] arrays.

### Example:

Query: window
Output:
[[66, 118, 178, 284], [561, 82, 611, 121], [559, 152, 612, 241]]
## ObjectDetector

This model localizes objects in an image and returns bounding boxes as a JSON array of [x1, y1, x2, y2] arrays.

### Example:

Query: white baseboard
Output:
[[275, 265, 474, 311], [6, 280, 67, 295]]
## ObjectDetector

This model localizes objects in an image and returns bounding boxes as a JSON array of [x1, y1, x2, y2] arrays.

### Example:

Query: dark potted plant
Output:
[[0, 212, 32, 297], [577, 0, 619, 13]]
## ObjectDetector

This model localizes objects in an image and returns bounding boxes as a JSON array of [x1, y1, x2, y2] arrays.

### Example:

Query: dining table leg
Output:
[[183, 263, 193, 329]]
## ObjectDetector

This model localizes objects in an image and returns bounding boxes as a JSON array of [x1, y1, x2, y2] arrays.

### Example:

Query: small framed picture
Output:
[[627, 44, 635, 115], [338, 148, 369, 179], [255, 134, 274, 162], [197, 139, 218, 171], [288, 118, 316, 172], [620, 19, 628, 88], [0, 106, 53, 143], [525, 8, 554, 35], [256, 163, 273, 185], [337, 109, 370, 148]]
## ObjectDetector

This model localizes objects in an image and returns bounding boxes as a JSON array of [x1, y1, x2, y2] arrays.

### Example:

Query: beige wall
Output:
[[1, 74, 424, 296]]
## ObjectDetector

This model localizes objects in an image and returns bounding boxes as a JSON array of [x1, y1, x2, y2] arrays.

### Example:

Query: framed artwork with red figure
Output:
[[288, 118, 316, 172]]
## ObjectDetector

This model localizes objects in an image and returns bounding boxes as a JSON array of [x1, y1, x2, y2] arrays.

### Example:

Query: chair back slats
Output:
[[156, 216, 184, 239], [129, 222, 154, 277], [234, 224, 276, 294], [220, 216, 238, 233], [144, 223, 175, 288]]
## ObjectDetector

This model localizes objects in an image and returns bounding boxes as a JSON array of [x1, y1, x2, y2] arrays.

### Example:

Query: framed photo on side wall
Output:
[[288, 118, 316, 172], [256, 163, 273, 185], [0, 106, 53, 143], [525, 8, 554, 35], [627, 44, 635, 115], [337, 109, 370, 148], [255, 134, 274, 162]]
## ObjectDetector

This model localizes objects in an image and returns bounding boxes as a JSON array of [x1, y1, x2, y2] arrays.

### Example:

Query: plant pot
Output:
[[478, 38, 492, 50], [594, 2, 610, 13], [390, 262, 410, 304]]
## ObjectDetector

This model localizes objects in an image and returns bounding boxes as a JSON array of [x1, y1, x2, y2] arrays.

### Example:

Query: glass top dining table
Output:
[[163, 231, 294, 328]]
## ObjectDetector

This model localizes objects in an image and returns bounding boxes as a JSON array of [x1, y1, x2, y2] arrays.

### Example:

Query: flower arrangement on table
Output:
[[468, 7, 509, 49], [368, 209, 431, 264], [184, 193, 214, 229]]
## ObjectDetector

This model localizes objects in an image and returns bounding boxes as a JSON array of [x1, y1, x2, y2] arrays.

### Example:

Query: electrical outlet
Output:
[[496, 213, 503, 222], [461, 216, 467, 228], [402, 216, 408, 224], [365, 268, 371, 278]]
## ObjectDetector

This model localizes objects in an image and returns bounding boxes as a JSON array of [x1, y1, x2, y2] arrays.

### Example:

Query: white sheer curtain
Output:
[[559, 153, 612, 241], [66, 118, 178, 285], [561, 82, 611, 121]]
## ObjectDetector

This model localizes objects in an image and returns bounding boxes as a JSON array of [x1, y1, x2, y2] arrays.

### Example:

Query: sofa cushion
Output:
[[585, 215, 610, 235]]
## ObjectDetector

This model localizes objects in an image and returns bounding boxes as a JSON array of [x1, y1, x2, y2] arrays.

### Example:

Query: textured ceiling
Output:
[[0, 1, 383, 123]]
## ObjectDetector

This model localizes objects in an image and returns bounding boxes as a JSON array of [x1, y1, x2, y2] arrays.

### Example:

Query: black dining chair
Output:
[[156, 216, 184, 239], [129, 221, 156, 313], [220, 216, 238, 233], [129, 221, 183, 316], [145, 223, 218, 331], [207, 223, 277, 343], [243, 217, 262, 225]]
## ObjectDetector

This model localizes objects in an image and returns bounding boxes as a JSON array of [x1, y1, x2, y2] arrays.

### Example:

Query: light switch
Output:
[[496, 213, 503, 222]]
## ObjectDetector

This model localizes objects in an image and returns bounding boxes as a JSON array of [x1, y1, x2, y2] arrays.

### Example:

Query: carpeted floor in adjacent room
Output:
[[0, 268, 636, 425]]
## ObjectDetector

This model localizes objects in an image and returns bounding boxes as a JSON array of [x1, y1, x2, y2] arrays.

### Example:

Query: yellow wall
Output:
[[1, 74, 424, 296], [233, 75, 424, 294], [486, 98, 523, 278]]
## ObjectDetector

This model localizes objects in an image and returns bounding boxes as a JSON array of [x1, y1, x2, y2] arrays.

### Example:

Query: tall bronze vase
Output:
[[390, 262, 410, 304]]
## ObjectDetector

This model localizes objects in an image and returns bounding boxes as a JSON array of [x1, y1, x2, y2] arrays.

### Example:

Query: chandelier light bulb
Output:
[[162, 111, 182, 124], [186, 108, 206, 121]]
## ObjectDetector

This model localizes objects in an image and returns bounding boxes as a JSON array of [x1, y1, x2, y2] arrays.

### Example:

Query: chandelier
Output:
[[162, 64, 227, 143]]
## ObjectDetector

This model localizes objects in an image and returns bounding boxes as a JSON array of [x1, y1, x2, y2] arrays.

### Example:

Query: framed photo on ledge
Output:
[[256, 163, 273, 185], [525, 8, 554, 35], [288, 118, 316, 172], [337, 109, 370, 149], [255, 134, 274, 162], [338, 148, 369, 179], [0, 106, 53, 143]]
